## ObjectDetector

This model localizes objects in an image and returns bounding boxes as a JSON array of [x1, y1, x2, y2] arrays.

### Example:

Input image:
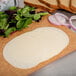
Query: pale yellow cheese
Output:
[[3, 27, 69, 69]]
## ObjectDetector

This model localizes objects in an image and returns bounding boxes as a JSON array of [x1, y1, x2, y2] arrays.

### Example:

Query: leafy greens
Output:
[[0, 6, 49, 37]]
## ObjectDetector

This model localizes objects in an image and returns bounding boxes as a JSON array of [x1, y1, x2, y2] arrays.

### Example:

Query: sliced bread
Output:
[[70, 0, 76, 11], [58, 0, 76, 13], [39, 0, 59, 9], [24, 0, 56, 12], [58, 0, 71, 11]]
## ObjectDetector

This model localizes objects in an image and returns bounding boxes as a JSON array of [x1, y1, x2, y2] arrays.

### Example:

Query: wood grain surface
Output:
[[0, 14, 76, 76]]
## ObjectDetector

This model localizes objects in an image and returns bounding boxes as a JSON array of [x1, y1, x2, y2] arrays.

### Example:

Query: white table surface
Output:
[[30, 52, 76, 76]]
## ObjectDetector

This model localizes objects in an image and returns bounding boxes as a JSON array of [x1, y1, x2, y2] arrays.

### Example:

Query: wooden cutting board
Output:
[[0, 14, 76, 76]]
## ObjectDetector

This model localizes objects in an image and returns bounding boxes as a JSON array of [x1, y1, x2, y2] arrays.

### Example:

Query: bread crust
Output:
[[58, 0, 76, 13], [70, 5, 76, 11], [39, 0, 59, 9], [70, 0, 76, 12], [24, 1, 56, 12], [59, 3, 71, 12]]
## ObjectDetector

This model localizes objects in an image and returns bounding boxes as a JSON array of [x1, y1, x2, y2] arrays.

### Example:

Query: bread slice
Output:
[[58, 0, 71, 11], [70, 0, 76, 11], [58, 0, 76, 13], [39, 0, 59, 9], [24, 0, 56, 12]]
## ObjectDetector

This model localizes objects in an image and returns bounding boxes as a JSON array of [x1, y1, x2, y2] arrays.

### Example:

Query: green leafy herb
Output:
[[22, 12, 34, 18], [0, 11, 4, 14], [16, 19, 25, 29], [0, 6, 49, 37], [17, 9, 22, 14], [16, 18, 32, 30], [5, 27, 16, 37], [39, 12, 49, 16], [0, 14, 8, 19], [15, 15, 21, 20], [30, 7, 35, 11], [23, 18, 32, 28], [21, 6, 31, 15], [9, 6, 17, 10], [0, 18, 8, 29], [34, 14, 41, 20]]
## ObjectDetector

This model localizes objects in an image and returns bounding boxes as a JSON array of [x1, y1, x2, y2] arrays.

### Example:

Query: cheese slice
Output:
[[3, 27, 69, 69]]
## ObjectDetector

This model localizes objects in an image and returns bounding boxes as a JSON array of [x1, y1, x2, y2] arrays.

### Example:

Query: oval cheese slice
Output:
[[3, 27, 69, 69]]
